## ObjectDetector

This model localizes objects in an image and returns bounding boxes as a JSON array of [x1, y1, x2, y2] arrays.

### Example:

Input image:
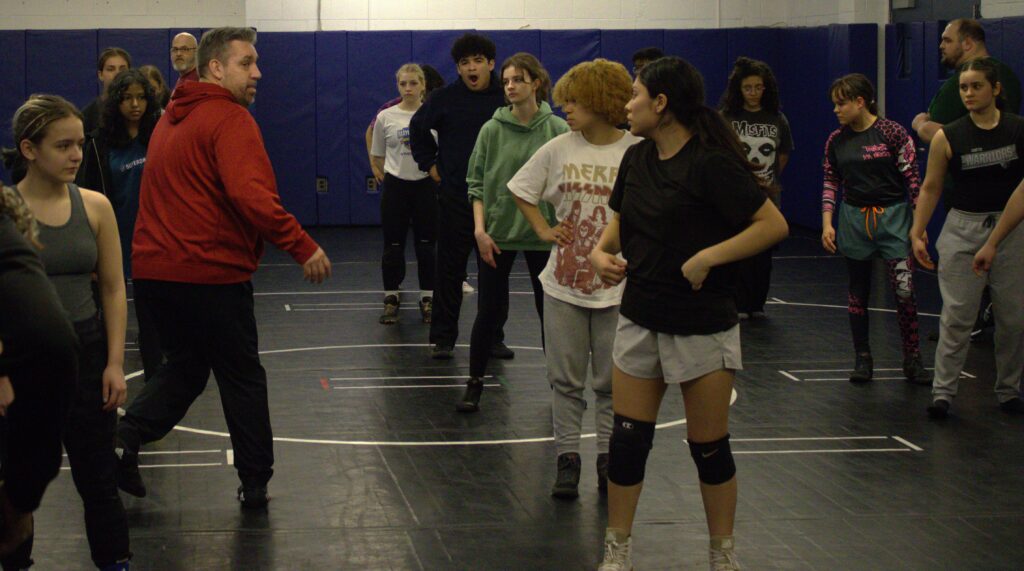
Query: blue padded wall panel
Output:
[[827, 24, 877, 83], [484, 30, 542, 69], [664, 29, 729, 105], [1000, 17, 1024, 113], [26, 30, 98, 112], [777, 27, 830, 229], [599, 30, 664, 72], [347, 31, 412, 225], [411, 30, 472, 86], [922, 21, 948, 106], [727, 27, 781, 72], [248, 32, 318, 226], [540, 30, 600, 94], [0, 31, 26, 184], [884, 22, 925, 131], [99, 29, 170, 91], [315, 31, 350, 225]]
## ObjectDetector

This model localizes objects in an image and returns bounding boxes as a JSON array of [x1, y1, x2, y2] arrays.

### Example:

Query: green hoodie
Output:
[[467, 101, 569, 251]]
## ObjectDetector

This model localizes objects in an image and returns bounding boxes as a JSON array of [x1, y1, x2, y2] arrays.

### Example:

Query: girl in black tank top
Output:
[[911, 59, 1024, 419], [4, 94, 133, 568]]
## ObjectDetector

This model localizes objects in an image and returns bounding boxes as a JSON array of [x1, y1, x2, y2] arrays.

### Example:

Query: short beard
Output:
[[173, 60, 192, 73]]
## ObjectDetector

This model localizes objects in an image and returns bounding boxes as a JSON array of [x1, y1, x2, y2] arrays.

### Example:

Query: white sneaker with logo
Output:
[[598, 529, 632, 571]]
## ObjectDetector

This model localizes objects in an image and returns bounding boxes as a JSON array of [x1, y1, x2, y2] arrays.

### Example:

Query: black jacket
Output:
[[76, 129, 112, 197], [409, 74, 505, 196]]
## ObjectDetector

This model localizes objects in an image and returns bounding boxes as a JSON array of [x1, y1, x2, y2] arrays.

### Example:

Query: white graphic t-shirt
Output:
[[508, 130, 641, 308], [372, 106, 430, 181]]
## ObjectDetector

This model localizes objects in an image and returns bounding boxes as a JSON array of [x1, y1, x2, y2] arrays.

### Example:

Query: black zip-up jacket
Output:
[[76, 129, 112, 197]]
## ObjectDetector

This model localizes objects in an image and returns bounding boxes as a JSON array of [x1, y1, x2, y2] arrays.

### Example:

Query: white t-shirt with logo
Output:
[[371, 106, 429, 181], [508, 130, 641, 308]]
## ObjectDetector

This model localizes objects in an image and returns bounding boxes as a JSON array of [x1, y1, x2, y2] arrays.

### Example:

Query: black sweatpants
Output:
[[469, 249, 548, 378], [381, 174, 438, 292], [65, 317, 130, 567], [429, 189, 507, 346], [118, 279, 273, 488]]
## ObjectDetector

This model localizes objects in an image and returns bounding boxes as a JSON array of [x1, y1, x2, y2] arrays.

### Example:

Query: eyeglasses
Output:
[[170, 47, 197, 54], [742, 85, 766, 93]]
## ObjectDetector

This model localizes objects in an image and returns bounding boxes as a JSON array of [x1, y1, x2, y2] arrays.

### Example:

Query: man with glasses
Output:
[[170, 32, 199, 96]]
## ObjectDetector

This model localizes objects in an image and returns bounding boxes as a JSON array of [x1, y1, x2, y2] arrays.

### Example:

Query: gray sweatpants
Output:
[[933, 209, 1024, 403], [544, 294, 618, 456]]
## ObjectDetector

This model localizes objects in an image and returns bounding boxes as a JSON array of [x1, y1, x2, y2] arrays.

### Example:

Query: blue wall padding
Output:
[[6, 21, 1022, 227], [664, 29, 730, 106], [540, 30, 600, 94], [599, 30, 665, 73], [26, 30, 98, 113], [346, 31, 412, 225], [249, 32, 318, 226], [0, 32, 27, 161], [777, 27, 831, 230], [314, 31, 351, 225], [99, 29, 170, 94], [411, 30, 470, 86]]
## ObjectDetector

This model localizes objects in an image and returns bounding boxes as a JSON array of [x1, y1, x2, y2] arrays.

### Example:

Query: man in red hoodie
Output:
[[115, 27, 332, 509]]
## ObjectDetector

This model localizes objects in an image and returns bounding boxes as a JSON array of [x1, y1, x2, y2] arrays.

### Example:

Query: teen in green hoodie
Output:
[[456, 53, 569, 413]]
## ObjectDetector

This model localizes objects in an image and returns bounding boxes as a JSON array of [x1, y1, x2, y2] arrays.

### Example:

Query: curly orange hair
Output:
[[553, 58, 632, 126]]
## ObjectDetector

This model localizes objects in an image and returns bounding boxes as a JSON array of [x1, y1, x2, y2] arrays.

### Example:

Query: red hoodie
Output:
[[132, 81, 319, 284]]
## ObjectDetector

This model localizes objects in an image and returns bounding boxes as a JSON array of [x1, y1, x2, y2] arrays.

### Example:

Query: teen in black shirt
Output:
[[911, 58, 1024, 419], [590, 56, 788, 571]]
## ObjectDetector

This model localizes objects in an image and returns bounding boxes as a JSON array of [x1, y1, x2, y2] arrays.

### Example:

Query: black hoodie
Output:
[[409, 73, 505, 197]]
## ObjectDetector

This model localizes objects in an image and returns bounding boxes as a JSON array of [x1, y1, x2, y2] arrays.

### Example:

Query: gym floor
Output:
[[35, 226, 1024, 570]]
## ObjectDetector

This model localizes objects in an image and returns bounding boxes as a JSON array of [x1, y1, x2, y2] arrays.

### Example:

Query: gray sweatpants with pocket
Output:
[[933, 209, 1024, 403], [544, 294, 618, 456]]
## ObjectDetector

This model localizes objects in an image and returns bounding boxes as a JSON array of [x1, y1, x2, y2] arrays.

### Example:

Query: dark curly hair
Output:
[[99, 69, 160, 148], [450, 33, 496, 64], [719, 57, 781, 116]]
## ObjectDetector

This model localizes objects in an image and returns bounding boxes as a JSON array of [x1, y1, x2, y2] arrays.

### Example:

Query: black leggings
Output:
[[381, 174, 438, 292], [64, 317, 131, 567], [846, 256, 920, 356], [469, 249, 548, 378]]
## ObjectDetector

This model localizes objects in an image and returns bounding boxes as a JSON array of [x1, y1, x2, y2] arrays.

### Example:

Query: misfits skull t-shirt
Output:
[[726, 109, 794, 190], [508, 130, 641, 308]]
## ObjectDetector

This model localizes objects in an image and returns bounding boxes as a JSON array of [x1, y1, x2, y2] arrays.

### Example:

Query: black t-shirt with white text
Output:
[[609, 139, 766, 335], [944, 112, 1024, 213]]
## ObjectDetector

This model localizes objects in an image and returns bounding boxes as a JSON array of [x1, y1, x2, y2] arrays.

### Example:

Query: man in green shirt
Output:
[[912, 18, 1021, 143]]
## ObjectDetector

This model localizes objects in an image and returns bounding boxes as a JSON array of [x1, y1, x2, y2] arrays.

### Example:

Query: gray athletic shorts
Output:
[[612, 315, 742, 383]]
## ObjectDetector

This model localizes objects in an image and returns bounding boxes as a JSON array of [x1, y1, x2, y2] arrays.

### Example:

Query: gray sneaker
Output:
[[710, 537, 741, 571], [598, 530, 632, 571]]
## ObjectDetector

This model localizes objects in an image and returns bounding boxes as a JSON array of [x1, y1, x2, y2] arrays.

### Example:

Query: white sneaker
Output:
[[598, 530, 632, 571], [709, 537, 741, 571], [462, 281, 474, 294]]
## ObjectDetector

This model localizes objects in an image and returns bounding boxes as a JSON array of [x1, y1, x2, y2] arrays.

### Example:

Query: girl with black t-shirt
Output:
[[820, 74, 929, 385], [911, 58, 1024, 419], [590, 56, 788, 571]]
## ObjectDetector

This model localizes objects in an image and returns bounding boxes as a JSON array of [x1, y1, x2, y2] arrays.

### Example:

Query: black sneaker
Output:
[[490, 342, 515, 360], [379, 295, 400, 325], [999, 397, 1024, 415], [551, 453, 581, 499], [418, 297, 432, 324], [902, 354, 932, 385], [237, 485, 269, 510], [431, 343, 454, 360], [455, 378, 484, 413], [927, 398, 950, 419], [596, 452, 609, 495], [115, 447, 147, 498], [849, 352, 873, 383]]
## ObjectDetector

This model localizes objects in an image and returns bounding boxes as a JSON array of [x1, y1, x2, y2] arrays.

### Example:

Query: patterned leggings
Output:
[[846, 257, 921, 357]]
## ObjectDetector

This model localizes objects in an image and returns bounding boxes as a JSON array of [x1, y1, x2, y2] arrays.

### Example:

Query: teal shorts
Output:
[[836, 201, 911, 261]]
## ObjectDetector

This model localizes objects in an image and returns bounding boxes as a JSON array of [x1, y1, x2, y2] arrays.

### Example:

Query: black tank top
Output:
[[944, 112, 1024, 212]]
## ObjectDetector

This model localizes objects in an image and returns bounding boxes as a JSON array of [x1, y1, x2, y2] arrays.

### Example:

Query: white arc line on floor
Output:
[[329, 375, 494, 381], [61, 462, 223, 471], [734, 448, 912, 455], [891, 436, 924, 451], [226, 449, 234, 465], [778, 370, 801, 381], [333, 384, 502, 390]]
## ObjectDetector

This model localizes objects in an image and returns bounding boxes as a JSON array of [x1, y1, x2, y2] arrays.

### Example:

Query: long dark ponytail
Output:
[[638, 56, 754, 171]]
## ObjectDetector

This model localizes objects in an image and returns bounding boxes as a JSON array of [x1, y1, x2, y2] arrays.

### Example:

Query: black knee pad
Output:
[[688, 434, 736, 485], [608, 414, 656, 486]]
